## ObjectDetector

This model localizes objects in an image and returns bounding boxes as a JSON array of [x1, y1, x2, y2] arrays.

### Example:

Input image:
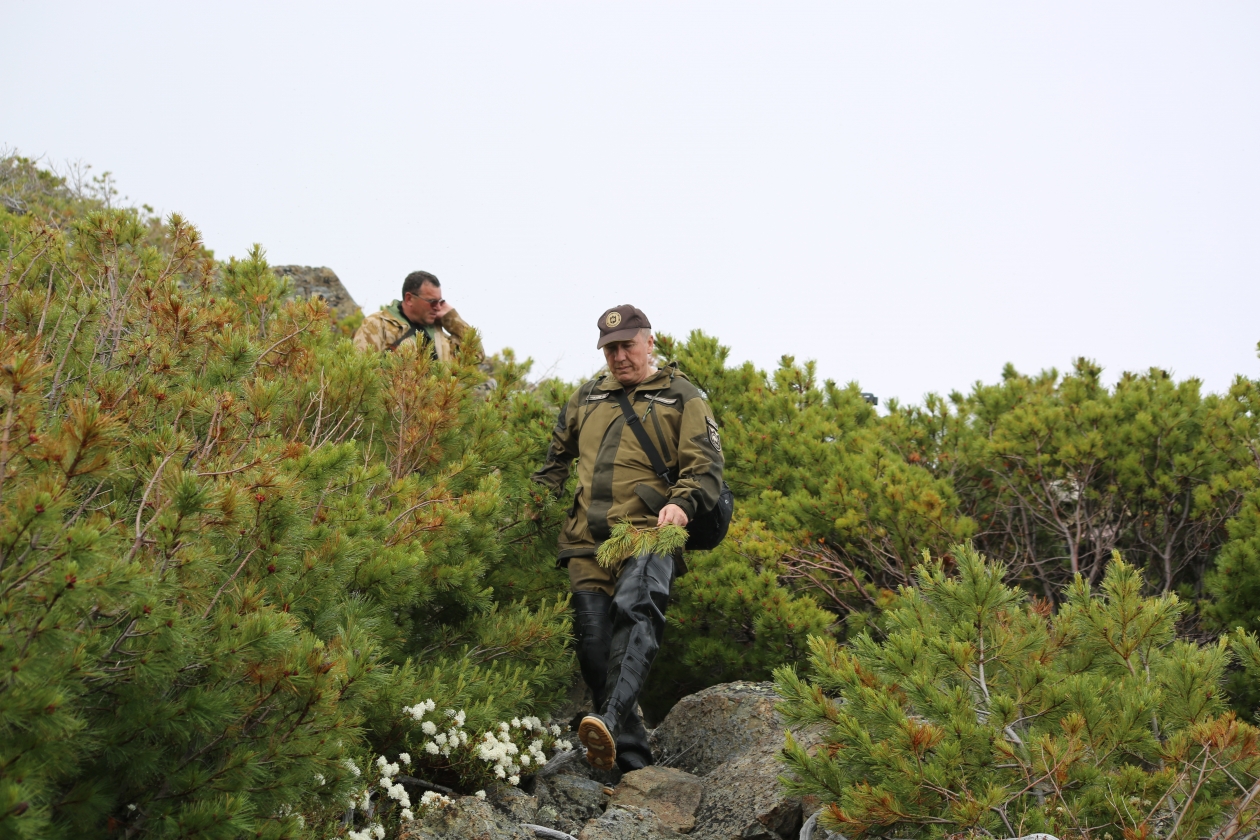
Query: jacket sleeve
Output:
[[531, 387, 583, 496], [439, 309, 485, 362], [438, 308, 471, 339], [667, 396, 725, 520]]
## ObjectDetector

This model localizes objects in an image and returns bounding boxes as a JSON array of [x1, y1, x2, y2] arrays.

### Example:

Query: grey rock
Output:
[[797, 811, 845, 840], [535, 804, 564, 829], [690, 723, 823, 840], [490, 785, 539, 822], [610, 766, 704, 833], [398, 795, 534, 840], [535, 773, 611, 836], [651, 682, 782, 777], [646, 681, 828, 840], [578, 805, 688, 840], [273, 265, 360, 320], [537, 747, 623, 788]]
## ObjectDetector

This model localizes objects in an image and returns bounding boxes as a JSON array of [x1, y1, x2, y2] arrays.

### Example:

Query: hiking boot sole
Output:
[[578, 715, 616, 770]]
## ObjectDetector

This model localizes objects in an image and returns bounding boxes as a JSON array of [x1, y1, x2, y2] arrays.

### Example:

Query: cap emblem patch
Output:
[[605, 311, 622, 328]]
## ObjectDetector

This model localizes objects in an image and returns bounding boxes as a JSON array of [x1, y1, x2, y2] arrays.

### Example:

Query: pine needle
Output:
[[595, 521, 689, 568]]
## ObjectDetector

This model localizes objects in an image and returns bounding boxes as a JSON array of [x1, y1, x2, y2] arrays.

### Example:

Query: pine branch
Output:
[[595, 521, 688, 567]]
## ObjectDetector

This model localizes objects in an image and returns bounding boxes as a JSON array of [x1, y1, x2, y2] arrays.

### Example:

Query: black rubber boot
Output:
[[571, 590, 613, 707], [616, 710, 652, 772], [578, 551, 674, 771]]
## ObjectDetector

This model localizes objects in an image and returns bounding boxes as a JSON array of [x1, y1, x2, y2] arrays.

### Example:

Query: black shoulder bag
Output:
[[612, 389, 734, 552]]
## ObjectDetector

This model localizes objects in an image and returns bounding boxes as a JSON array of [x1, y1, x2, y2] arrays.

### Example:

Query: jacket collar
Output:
[[596, 362, 680, 393], [385, 300, 429, 332]]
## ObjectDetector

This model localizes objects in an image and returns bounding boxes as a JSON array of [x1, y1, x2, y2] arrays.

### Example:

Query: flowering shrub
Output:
[[340, 700, 574, 836], [402, 699, 571, 789]]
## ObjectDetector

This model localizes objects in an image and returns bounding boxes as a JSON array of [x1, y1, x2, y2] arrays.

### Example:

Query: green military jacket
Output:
[[532, 363, 725, 562]]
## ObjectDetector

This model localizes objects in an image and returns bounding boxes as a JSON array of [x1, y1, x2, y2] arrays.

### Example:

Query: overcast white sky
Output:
[[4, 2, 1258, 403]]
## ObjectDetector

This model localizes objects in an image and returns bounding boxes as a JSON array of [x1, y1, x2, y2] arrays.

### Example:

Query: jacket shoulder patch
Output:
[[645, 394, 678, 405], [705, 416, 722, 452], [585, 392, 609, 401]]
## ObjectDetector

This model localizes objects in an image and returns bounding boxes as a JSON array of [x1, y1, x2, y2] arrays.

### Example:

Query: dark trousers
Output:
[[571, 551, 675, 763]]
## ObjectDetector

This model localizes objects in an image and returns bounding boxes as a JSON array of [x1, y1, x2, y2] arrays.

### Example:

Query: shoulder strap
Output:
[[613, 389, 671, 482], [387, 324, 418, 352]]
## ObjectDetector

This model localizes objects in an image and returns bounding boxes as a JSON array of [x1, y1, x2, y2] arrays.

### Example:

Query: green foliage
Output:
[[777, 545, 1260, 840], [594, 522, 688, 568], [889, 359, 1259, 599], [659, 331, 973, 616], [0, 168, 573, 838], [641, 518, 835, 721]]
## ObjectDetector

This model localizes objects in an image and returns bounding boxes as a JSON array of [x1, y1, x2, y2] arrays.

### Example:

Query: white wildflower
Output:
[[434, 732, 447, 746], [388, 783, 410, 808], [343, 758, 361, 777], [400, 808, 415, 821], [550, 724, 562, 736], [127, 804, 136, 812], [399, 752, 411, 765], [424, 698, 436, 712], [509, 774, 520, 786], [424, 741, 440, 755], [455, 710, 466, 726], [520, 753, 531, 766], [474, 789, 486, 799], [372, 824, 386, 840], [511, 717, 521, 728], [494, 765, 506, 778], [421, 720, 437, 736]]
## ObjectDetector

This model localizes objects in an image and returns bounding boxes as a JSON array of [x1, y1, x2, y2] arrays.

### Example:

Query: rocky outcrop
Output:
[[273, 265, 360, 320], [400, 680, 826, 840], [578, 806, 687, 840], [399, 796, 533, 840], [610, 767, 704, 833], [650, 681, 786, 777]]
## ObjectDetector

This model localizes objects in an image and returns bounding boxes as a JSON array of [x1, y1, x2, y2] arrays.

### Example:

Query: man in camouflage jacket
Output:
[[532, 304, 724, 772], [352, 270, 476, 361]]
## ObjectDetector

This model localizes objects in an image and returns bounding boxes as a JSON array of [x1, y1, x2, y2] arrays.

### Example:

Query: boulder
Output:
[[398, 795, 533, 840], [490, 785, 539, 822], [534, 773, 613, 836], [536, 747, 623, 788], [610, 766, 704, 833], [273, 265, 360, 320], [650, 682, 783, 777], [577, 805, 688, 840], [650, 681, 826, 840]]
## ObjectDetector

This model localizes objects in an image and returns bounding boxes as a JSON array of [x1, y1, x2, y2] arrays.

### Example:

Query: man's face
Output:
[[401, 282, 443, 325], [603, 331, 656, 387]]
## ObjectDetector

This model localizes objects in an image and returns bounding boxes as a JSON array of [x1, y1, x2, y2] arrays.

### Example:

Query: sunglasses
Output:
[[412, 294, 445, 307]]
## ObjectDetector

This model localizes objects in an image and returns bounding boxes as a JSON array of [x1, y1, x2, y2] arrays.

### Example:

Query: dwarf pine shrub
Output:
[[777, 545, 1260, 840], [0, 166, 573, 838]]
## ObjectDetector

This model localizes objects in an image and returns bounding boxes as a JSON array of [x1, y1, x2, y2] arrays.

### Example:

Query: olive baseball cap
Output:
[[596, 304, 651, 348]]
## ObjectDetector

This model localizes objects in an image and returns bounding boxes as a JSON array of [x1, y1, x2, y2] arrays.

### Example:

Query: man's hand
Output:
[[433, 301, 454, 322], [657, 504, 689, 528]]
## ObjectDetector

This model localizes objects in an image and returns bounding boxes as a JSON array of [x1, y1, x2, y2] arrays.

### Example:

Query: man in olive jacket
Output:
[[532, 304, 724, 771]]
